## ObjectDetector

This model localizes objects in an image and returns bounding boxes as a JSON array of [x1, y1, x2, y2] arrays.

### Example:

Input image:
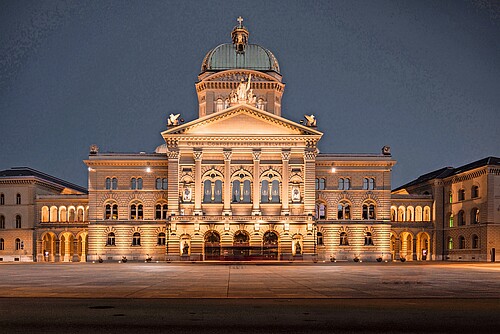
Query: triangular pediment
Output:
[[162, 105, 322, 137]]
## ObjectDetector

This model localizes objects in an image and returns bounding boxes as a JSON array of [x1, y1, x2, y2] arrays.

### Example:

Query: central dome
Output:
[[200, 19, 280, 74]]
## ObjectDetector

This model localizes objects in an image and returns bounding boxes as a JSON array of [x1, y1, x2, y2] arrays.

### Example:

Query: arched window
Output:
[[448, 191, 453, 204], [76, 207, 84, 222], [0, 215, 5, 229], [362, 202, 376, 220], [15, 215, 21, 228], [130, 202, 143, 220], [50, 206, 58, 222], [213, 180, 222, 202], [363, 178, 375, 190], [242, 180, 251, 203], [15, 238, 22, 250], [263, 231, 278, 245], [261, 180, 269, 203], [59, 207, 67, 222], [131, 178, 137, 190], [162, 178, 168, 190], [216, 98, 224, 112], [104, 203, 118, 220], [107, 232, 115, 246], [0, 238, 4, 250], [344, 178, 350, 190], [338, 178, 344, 190], [448, 213, 454, 227], [397, 206, 405, 221], [317, 232, 324, 246], [203, 180, 213, 203], [406, 206, 414, 222], [471, 208, 479, 224], [458, 189, 465, 201], [415, 206, 423, 221], [157, 232, 166, 246], [257, 98, 265, 110], [111, 178, 118, 190], [337, 201, 351, 220], [41, 206, 49, 222], [447, 237, 453, 250], [471, 186, 479, 198], [233, 231, 250, 245], [423, 206, 431, 221], [137, 178, 143, 190], [232, 180, 241, 202], [391, 207, 397, 222], [68, 207, 75, 222], [271, 180, 280, 203], [132, 232, 141, 246], [156, 178, 162, 190], [457, 210, 465, 226], [458, 236, 465, 249], [155, 203, 168, 220], [318, 178, 326, 190], [472, 235, 479, 249], [0, 193, 4, 205], [339, 232, 349, 246], [105, 177, 111, 190], [364, 232, 374, 246], [316, 202, 326, 219], [315, 178, 319, 190], [16, 193, 21, 205]]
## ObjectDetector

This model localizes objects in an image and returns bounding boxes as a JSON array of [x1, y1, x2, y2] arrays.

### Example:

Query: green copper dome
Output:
[[201, 43, 280, 74], [201, 19, 280, 74]]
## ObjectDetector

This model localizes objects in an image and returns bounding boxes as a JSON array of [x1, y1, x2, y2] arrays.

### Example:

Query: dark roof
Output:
[[393, 156, 499, 192], [0, 167, 87, 194]]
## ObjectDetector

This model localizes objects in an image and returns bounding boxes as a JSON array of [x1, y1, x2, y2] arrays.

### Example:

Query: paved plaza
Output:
[[0, 261, 499, 298], [1, 262, 499, 333]]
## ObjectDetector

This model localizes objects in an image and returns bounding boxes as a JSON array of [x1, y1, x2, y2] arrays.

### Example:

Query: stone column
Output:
[[55, 240, 61, 262], [72, 239, 78, 262], [252, 150, 261, 215], [413, 237, 418, 261], [394, 238, 400, 261], [194, 149, 203, 215], [81, 236, 87, 262], [223, 149, 232, 215], [303, 149, 317, 215], [64, 238, 71, 262], [167, 149, 180, 216], [281, 149, 291, 215]]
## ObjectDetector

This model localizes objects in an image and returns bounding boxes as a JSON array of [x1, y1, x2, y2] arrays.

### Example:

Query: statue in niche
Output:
[[229, 74, 256, 105], [182, 241, 189, 255], [295, 241, 302, 255]]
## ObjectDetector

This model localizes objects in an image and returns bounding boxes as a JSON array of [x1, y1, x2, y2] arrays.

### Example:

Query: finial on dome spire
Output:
[[232, 16, 249, 53]]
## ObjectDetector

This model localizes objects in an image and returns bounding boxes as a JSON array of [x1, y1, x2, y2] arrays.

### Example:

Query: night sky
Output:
[[1, 0, 499, 189]]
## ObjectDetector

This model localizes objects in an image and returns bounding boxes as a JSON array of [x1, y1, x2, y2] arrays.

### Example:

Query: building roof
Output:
[[0, 167, 87, 194], [393, 156, 500, 192]]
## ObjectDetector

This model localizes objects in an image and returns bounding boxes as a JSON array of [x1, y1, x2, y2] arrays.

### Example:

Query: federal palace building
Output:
[[1, 19, 499, 263]]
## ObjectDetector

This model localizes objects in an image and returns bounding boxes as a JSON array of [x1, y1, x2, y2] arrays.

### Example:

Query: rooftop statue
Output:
[[304, 114, 317, 127], [167, 113, 181, 127]]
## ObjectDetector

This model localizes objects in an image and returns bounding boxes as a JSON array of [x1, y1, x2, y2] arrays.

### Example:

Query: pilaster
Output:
[[223, 149, 232, 215], [303, 149, 317, 215], [167, 150, 180, 215], [281, 149, 290, 215], [252, 150, 261, 215], [194, 149, 203, 215]]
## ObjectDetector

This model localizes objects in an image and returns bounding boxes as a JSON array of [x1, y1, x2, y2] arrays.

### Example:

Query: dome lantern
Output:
[[231, 16, 249, 53]]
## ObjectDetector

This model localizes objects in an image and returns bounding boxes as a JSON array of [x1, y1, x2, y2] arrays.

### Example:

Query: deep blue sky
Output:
[[1, 0, 499, 188]]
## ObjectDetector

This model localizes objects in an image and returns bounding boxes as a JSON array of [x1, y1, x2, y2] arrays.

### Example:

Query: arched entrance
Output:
[[231, 230, 250, 259], [417, 232, 431, 261], [400, 232, 414, 261], [204, 231, 221, 260], [41, 232, 57, 262], [263, 231, 279, 260]]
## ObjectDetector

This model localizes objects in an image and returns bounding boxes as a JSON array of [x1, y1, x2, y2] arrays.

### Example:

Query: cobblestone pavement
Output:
[[0, 262, 499, 299]]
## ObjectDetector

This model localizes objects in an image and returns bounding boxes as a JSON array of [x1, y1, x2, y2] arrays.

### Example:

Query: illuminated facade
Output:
[[0, 19, 498, 262]]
